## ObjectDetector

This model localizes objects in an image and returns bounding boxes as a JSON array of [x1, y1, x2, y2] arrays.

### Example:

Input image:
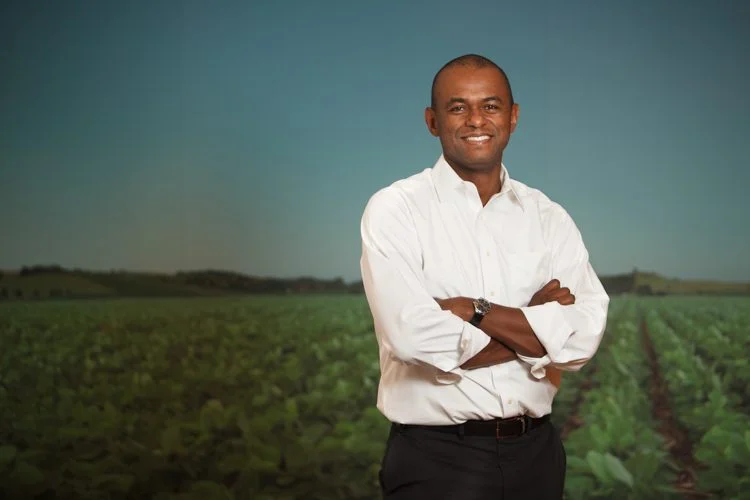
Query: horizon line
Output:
[[2, 265, 748, 286]]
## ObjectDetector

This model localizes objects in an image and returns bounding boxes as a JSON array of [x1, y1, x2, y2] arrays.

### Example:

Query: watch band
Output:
[[469, 311, 484, 327]]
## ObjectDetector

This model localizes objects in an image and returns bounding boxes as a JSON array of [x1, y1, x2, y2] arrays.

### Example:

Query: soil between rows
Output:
[[640, 318, 709, 499]]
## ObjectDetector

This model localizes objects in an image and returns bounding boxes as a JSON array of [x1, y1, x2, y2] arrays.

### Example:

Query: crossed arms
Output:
[[360, 190, 609, 381], [436, 279, 575, 370]]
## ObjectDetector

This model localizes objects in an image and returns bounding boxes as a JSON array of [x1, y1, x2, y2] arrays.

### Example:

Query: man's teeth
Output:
[[465, 136, 490, 142]]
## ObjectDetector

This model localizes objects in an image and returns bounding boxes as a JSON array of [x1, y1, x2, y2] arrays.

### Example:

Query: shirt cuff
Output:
[[519, 302, 573, 362], [516, 353, 551, 379], [433, 321, 490, 384]]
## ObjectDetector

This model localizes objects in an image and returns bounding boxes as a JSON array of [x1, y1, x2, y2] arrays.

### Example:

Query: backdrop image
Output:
[[2, 1, 749, 499]]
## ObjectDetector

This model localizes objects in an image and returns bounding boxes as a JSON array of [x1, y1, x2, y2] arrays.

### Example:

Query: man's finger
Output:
[[548, 286, 569, 295], [557, 294, 575, 305], [539, 279, 561, 294], [542, 287, 569, 301]]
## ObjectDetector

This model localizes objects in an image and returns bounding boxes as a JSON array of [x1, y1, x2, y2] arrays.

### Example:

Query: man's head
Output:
[[425, 54, 519, 175]]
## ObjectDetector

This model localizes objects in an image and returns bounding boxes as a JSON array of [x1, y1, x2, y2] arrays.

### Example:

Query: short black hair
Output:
[[430, 54, 514, 109]]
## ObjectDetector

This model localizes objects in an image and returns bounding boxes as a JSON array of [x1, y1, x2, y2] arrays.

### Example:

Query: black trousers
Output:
[[379, 419, 566, 499]]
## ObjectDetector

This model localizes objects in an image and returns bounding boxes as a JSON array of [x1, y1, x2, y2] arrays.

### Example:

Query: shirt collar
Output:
[[431, 154, 525, 211]]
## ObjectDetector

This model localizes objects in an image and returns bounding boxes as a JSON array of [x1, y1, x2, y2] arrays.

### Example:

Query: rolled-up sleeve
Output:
[[360, 189, 490, 378], [517, 204, 610, 378]]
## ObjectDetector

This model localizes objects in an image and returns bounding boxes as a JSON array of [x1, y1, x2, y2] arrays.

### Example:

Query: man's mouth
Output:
[[463, 135, 491, 144]]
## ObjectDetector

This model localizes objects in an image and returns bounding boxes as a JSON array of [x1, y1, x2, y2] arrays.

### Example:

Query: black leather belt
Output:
[[396, 414, 550, 439]]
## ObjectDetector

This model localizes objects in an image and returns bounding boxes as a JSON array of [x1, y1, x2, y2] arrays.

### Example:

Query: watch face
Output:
[[482, 298, 491, 314], [475, 298, 491, 314]]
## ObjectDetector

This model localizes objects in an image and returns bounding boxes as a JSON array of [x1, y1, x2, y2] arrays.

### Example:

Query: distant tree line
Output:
[[3, 266, 743, 300], [18, 264, 70, 276], [175, 270, 363, 294], [0, 288, 74, 300]]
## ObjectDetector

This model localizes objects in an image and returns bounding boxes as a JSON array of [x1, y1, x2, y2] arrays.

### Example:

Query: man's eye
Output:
[[485, 104, 499, 110], [449, 106, 464, 112]]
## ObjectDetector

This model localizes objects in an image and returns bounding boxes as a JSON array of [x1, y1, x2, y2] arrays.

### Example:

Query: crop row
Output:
[[645, 305, 750, 499], [559, 298, 679, 499], [655, 299, 750, 413]]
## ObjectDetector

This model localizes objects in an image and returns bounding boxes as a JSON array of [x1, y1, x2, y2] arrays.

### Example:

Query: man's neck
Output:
[[449, 162, 503, 207]]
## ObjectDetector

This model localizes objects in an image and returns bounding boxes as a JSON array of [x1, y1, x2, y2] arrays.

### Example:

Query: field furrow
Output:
[[640, 315, 703, 499], [644, 300, 750, 499], [558, 299, 679, 499]]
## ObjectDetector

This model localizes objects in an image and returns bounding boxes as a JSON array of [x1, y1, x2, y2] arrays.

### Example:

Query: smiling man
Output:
[[360, 54, 610, 499]]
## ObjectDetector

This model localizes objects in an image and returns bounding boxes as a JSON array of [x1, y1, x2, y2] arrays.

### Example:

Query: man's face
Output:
[[425, 65, 519, 174]]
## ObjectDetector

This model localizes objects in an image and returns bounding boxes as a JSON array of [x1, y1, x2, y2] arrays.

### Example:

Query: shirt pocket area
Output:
[[503, 249, 552, 306], [421, 249, 472, 299]]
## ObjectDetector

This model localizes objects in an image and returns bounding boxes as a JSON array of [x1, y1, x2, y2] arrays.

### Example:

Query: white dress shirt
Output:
[[360, 155, 609, 425]]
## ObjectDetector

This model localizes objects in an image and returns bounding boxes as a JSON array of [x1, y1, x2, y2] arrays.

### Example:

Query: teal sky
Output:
[[2, 1, 749, 282]]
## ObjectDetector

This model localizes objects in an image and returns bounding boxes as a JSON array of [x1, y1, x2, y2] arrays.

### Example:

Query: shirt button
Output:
[[485, 251, 491, 257], [507, 399, 514, 405]]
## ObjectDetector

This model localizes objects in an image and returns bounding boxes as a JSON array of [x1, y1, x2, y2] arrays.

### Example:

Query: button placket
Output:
[[477, 214, 499, 299]]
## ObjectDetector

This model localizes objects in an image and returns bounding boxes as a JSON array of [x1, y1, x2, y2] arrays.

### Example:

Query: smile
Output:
[[463, 135, 491, 144]]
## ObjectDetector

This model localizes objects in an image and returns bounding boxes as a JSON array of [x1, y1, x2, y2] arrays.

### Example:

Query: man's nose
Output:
[[466, 108, 486, 127]]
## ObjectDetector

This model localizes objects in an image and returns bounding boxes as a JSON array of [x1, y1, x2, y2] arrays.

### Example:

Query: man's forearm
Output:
[[437, 280, 576, 368], [436, 296, 547, 360], [460, 338, 516, 370], [479, 303, 546, 358]]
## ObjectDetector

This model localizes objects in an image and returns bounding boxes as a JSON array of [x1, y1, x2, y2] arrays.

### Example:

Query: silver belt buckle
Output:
[[516, 415, 527, 434]]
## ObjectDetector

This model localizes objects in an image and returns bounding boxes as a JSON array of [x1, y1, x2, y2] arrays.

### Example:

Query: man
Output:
[[359, 54, 610, 499]]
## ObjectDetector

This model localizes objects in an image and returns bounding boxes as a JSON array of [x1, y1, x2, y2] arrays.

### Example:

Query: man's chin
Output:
[[450, 154, 501, 172]]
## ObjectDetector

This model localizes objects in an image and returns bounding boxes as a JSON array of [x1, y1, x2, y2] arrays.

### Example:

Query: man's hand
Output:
[[527, 279, 573, 389], [435, 297, 474, 322], [528, 279, 575, 307]]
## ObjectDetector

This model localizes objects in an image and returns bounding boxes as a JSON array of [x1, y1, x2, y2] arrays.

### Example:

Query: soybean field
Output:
[[1, 295, 749, 499]]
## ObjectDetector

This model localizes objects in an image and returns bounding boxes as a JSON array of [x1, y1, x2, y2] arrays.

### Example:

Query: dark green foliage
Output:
[[644, 297, 750, 499], [0, 296, 386, 499], [0, 296, 748, 499], [562, 300, 678, 499]]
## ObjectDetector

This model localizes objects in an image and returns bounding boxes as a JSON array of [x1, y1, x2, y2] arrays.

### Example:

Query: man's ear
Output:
[[424, 107, 439, 137], [510, 103, 520, 134]]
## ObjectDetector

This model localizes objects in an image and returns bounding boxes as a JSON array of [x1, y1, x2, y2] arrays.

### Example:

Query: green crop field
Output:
[[1, 295, 749, 499]]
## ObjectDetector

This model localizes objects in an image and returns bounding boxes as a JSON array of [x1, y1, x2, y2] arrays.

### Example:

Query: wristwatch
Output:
[[469, 297, 491, 327]]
